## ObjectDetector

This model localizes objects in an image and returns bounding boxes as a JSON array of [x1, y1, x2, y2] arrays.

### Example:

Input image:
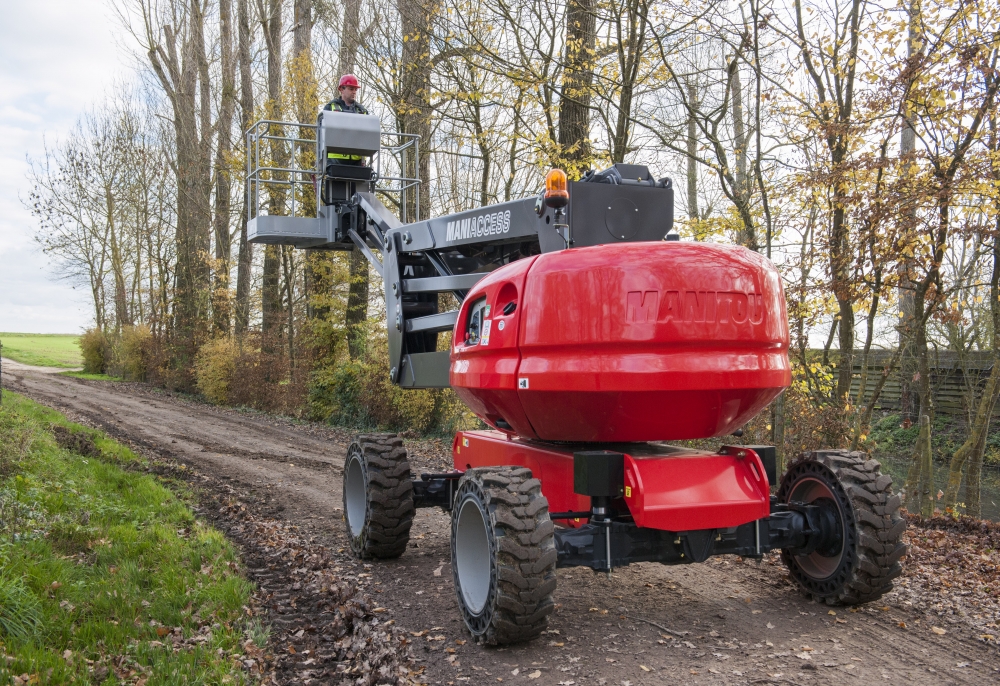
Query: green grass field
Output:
[[0, 333, 81, 368], [0, 390, 260, 683]]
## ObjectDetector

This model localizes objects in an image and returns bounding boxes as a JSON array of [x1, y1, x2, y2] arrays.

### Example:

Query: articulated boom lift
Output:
[[248, 111, 906, 645]]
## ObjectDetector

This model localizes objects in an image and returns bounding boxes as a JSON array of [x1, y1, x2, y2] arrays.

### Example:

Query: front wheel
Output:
[[778, 450, 906, 605], [342, 433, 414, 559], [451, 467, 557, 645]]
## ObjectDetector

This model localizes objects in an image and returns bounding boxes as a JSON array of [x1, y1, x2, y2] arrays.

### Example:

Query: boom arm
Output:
[[246, 112, 674, 389]]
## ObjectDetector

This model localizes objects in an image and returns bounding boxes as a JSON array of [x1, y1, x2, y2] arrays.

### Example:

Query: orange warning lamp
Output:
[[544, 168, 569, 209]]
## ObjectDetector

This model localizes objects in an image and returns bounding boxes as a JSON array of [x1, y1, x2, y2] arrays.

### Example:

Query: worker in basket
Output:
[[323, 74, 369, 167]]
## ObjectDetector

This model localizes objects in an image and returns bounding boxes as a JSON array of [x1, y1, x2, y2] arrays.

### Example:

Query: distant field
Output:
[[0, 332, 81, 368]]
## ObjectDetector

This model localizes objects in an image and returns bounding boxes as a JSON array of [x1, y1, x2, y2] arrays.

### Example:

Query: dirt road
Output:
[[4, 360, 998, 685]]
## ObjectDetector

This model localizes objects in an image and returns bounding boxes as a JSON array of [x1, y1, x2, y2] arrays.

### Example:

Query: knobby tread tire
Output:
[[778, 449, 907, 605], [343, 433, 414, 559], [452, 467, 556, 645]]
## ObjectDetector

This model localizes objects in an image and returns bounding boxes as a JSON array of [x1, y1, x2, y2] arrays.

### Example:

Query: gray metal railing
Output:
[[246, 118, 421, 224]]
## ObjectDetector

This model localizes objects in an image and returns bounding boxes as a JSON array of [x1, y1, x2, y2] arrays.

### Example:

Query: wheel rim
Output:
[[345, 453, 367, 538], [788, 476, 845, 579], [455, 496, 491, 614]]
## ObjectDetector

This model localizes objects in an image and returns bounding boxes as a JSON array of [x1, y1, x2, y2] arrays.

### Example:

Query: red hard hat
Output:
[[339, 74, 359, 89]]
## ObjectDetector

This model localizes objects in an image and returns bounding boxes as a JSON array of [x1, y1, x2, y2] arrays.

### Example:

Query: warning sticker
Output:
[[481, 319, 492, 345], [518, 377, 529, 389]]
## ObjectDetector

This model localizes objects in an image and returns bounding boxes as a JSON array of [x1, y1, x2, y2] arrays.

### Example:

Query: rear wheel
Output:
[[451, 467, 557, 645], [342, 433, 414, 559], [778, 450, 906, 605]]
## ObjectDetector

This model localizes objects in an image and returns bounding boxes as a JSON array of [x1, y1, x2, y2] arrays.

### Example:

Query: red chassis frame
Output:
[[452, 430, 770, 532]]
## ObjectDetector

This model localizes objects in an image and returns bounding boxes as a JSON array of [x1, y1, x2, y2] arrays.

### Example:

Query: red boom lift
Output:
[[247, 113, 906, 645]]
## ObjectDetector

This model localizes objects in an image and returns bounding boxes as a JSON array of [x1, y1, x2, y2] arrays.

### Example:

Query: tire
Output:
[[342, 433, 414, 559], [777, 450, 907, 605], [451, 467, 557, 645]]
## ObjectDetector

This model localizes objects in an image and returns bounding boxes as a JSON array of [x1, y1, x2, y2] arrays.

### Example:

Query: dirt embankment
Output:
[[3, 360, 999, 685]]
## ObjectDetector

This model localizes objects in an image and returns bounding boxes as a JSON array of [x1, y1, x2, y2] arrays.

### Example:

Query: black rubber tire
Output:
[[451, 467, 557, 645], [342, 433, 414, 559], [778, 450, 907, 605]]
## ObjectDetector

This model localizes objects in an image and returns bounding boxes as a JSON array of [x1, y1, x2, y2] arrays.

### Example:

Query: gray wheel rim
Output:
[[345, 453, 367, 538], [788, 476, 844, 579], [455, 497, 491, 614]]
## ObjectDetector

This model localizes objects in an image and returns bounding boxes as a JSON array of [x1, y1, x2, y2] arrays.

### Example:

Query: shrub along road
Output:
[[3, 360, 999, 685]]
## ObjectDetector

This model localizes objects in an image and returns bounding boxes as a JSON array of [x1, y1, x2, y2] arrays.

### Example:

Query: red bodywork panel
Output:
[[450, 241, 790, 442], [453, 431, 770, 531]]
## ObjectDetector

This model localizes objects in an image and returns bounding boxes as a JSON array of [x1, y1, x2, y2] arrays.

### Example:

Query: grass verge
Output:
[[0, 334, 82, 369], [0, 390, 260, 684]]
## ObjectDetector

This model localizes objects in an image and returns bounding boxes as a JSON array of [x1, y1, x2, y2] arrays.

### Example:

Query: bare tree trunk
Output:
[[898, 0, 921, 424], [292, 0, 322, 321], [558, 0, 596, 178], [686, 78, 699, 221], [609, 0, 646, 163], [343, 0, 369, 359], [917, 415, 934, 517], [235, 0, 254, 337], [397, 0, 434, 215], [730, 60, 753, 249], [966, 430, 984, 517], [213, 0, 237, 336], [260, 0, 284, 346]]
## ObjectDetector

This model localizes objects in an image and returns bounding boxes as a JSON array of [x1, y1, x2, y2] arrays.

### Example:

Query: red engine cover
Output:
[[449, 241, 790, 442]]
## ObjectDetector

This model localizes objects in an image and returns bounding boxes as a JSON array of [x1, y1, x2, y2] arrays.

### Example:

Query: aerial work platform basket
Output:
[[245, 109, 421, 249]]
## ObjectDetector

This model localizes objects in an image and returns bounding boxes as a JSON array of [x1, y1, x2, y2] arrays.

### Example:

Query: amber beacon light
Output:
[[544, 168, 569, 208]]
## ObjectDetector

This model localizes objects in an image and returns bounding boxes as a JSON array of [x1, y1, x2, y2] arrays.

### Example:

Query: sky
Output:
[[0, 1, 129, 334]]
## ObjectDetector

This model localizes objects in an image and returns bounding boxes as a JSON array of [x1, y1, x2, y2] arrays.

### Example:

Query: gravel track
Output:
[[4, 359, 998, 685]]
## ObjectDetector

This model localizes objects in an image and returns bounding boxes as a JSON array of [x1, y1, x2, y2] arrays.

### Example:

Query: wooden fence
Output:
[[847, 349, 997, 416]]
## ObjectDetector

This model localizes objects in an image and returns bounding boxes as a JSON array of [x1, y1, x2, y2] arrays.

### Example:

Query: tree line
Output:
[[27, 0, 1000, 517]]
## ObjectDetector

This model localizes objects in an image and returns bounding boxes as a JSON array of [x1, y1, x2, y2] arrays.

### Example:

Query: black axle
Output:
[[553, 500, 842, 572]]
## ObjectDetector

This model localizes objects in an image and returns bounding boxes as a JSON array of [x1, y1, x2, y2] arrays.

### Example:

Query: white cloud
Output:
[[0, 1, 130, 333]]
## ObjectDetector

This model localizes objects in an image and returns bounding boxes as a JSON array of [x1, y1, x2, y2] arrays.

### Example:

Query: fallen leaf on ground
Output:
[[527, 670, 541, 679], [932, 626, 947, 635]]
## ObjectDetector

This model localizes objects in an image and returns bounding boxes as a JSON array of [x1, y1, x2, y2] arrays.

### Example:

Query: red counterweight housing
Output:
[[449, 241, 790, 442]]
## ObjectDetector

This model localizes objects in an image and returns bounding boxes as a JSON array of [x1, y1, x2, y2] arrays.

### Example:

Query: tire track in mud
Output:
[[3, 361, 998, 685]]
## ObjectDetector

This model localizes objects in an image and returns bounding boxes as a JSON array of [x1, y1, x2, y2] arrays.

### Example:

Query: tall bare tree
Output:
[[235, 0, 255, 336], [559, 0, 597, 177], [258, 0, 284, 343], [213, 0, 238, 335], [342, 0, 369, 359]]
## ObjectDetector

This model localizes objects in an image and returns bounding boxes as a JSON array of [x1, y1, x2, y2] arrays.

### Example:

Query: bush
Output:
[[106, 324, 152, 381], [309, 351, 479, 435], [194, 337, 238, 405], [78, 327, 109, 374]]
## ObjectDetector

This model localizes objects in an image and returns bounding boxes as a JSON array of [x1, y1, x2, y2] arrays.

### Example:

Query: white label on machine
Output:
[[481, 319, 492, 345], [518, 377, 529, 389]]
